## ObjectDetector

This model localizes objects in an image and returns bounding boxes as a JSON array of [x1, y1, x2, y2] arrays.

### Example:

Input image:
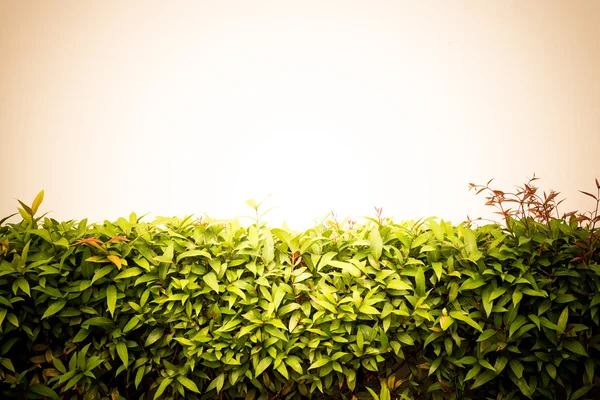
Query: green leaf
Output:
[[464, 364, 481, 381], [15, 278, 30, 297], [29, 229, 53, 243], [512, 290, 523, 306], [539, 316, 558, 331], [217, 318, 243, 333], [489, 287, 507, 301], [309, 358, 330, 370], [432, 262, 443, 280], [1, 358, 14, 372], [429, 357, 442, 376], [450, 311, 483, 332], [366, 387, 379, 400], [509, 315, 528, 338], [479, 359, 496, 371], [415, 266, 426, 297], [263, 232, 275, 264], [28, 383, 59, 400], [482, 285, 493, 317], [509, 360, 524, 379], [116, 342, 128, 367], [528, 314, 540, 330], [52, 358, 67, 374], [255, 357, 273, 377], [570, 385, 594, 400], [77, 344, 90, 370], [203, 271, 219, 293], [114, 267, 143, 280], [440, 315, 454, 331], [555, 294, 577, 303], [285, 356, 303, 374], [145, 328, 164, 347], [91, 265, 115, 283], [459, 278, 486, 291], [7, 313, 18, 327], [72, 328, 91, 343], [545, 363, 556, 379], [154, 243, 174, 264], [387, 279, 411, 291], [370, 228, 383, 260], [135, 366, 145, 389], [397, 332, 414, 346], [276, 362, 289, 379], [557, 306, 569, 335], [106, 285, 117, 317], [154, 377, 173, 400], [470, 370, 496, 389], [175, 249, 211, 263], [83, 317, 114, 329], [176, 375, 200, 393], [563, 339, 588, 356], [272, 284, 286, 311], [0, 309, 7, 326], [41, 300, 66, 319], [477, 329, 497, 342], [329, 260, 361, 277]]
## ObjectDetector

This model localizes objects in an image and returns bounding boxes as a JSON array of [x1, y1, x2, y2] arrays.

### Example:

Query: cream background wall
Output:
[[1, 0, 599, 229]]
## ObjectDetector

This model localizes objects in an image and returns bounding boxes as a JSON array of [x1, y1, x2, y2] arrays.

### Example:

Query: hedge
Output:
[[0, 181, 599, 400]]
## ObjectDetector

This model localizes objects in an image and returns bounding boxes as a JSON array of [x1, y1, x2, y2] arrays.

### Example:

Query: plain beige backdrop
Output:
[[1, 1, 599, 229]]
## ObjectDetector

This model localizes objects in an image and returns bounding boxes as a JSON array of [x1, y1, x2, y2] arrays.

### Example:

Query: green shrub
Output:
[[0, 177, 599, 400]]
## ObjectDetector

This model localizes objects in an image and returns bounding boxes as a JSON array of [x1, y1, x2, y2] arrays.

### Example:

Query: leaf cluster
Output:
[[0, 185, 599, 400]]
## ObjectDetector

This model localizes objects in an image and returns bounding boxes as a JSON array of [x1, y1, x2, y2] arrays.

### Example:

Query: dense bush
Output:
[[0, 178, 599, 400]]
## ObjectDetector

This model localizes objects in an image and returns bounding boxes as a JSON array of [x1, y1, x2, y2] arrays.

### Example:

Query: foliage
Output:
[[0, 178, 599, 400]]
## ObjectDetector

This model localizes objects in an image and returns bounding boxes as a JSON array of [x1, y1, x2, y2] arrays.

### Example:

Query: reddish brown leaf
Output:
[[572, 216, 589, 223], [107, 236, 130, 243], [579, 191, 598, 200], [72, 238, 105, 246]]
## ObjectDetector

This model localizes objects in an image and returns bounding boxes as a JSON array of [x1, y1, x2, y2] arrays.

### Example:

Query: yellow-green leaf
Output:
[[176, 375, 200, 393], [42, 300, 66, 319], [116, 341, 128, 367], [114, 267, 143, 280], [308, 358, 330, 370], [106, 285, 117, 317], [557, 306, 568, 335], [153, 377, 173, 400], [255, 357, 273, 377], [203, 272, 219, 293], [31, 190, 44, 215], [370, 228, 383, 260]]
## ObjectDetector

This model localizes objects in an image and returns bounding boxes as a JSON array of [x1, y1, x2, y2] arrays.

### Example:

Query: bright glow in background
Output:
[[1, 1, 599, 229]]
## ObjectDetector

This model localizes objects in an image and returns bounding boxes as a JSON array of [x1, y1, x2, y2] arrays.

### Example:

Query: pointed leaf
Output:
[[154, 377, 173, 400], [203, 272, 219, 293], [370, 228, 383, 260], [176, 376, 200, 393], [255, 357, 273, 377], [42, 300, 66, 319], [31, 190, 45, 215], [116, 342, 128, 367], [106, 285, 117, 317], [107, 255, 122, 270], [557, 306, 568, 335]]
